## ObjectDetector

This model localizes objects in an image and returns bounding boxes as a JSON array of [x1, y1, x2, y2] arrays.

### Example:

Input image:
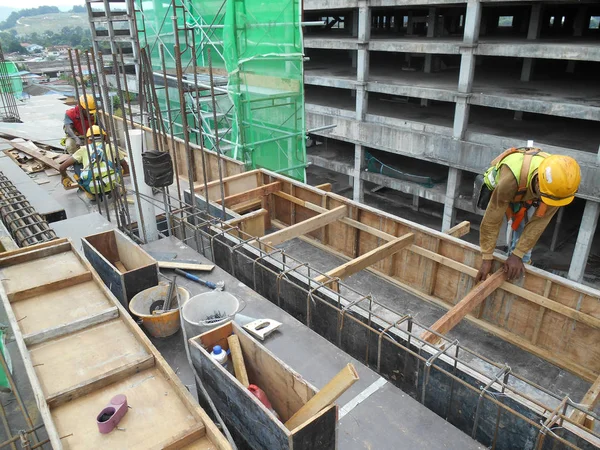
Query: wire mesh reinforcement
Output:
[[0, 173, 56, 247]]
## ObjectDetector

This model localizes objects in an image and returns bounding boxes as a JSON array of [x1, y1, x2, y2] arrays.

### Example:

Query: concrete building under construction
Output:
[[0, 0, 599, 449], [302, 0, 600, 284]]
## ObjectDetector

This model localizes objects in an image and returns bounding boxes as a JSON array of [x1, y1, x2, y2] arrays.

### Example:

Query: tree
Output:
[[71, 5, 86, 13], [0, 6, 60, 31]]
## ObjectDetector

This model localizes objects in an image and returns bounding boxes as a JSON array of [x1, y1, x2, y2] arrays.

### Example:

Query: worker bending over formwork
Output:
[[63, 94, 96, 155], [474, 147, 581, 282]]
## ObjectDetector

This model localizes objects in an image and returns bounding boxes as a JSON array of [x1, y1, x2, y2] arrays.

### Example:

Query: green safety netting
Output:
[[136, 0, 306, 181], [0, 61, 23, 98]]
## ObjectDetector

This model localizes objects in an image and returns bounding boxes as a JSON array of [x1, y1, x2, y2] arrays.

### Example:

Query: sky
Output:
[[0, 0, 83, 8]]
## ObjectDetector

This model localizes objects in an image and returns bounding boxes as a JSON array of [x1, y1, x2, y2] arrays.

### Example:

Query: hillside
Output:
[[12, 12, 87, 36]]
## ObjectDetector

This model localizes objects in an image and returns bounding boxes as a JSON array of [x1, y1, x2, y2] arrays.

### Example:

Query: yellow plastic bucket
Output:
[[129, 284, 190, 338]]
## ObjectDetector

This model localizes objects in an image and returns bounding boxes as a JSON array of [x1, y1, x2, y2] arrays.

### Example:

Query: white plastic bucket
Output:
[[182, 291, 243, 338]]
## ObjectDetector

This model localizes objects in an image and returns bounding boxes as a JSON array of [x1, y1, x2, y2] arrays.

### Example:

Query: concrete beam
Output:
[[476, 41, 600, 62], [368, 39, 460, 55], [307, 153, 478, 214], [304, 75, 356, 90], [568, 201, 600, 282], [304, 38, 358, 50], [305, 107, 600, 201]]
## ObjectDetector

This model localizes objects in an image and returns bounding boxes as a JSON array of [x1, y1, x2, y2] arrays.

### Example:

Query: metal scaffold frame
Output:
[[133, 0, 308, 181], [0, 43, 21, 124]]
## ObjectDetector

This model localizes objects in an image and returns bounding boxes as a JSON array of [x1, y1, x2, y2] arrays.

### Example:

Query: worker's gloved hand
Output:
[[62, 176, 74, 189], [475, 260, 492, 284], [503, 254, 524, 281]]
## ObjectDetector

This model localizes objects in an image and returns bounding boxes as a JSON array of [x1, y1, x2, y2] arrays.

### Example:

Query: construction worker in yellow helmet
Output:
[[59, 125, 123, 200], [63, 94, 97, 155], [473, 147, 581, 282]]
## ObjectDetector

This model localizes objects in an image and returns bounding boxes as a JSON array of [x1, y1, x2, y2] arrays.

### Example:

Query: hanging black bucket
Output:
[[142, 151, 174, 188]]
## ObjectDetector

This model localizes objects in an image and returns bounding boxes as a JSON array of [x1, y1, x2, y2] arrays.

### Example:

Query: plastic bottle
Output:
[[210, 345, 229, 371]]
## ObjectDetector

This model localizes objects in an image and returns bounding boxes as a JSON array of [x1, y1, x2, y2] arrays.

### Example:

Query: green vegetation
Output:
[[0, 6, 60, 31], [12, 12, 87, 37]]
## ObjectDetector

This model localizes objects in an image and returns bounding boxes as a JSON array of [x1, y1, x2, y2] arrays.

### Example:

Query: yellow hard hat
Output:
[[86, 125, 106, 138], [79, 94, 96, 112], [538, 155, 581, 207]]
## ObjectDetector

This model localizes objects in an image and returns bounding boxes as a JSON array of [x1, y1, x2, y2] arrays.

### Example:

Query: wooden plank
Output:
[[0, 240, 70, 267], [114, 261, 127, 272], [446, 221, 470, 238], [570, 374, 600, 426], [228, 334, 250, 387], [159, 423, 206, 450], [12, 281, 113, 336], [285, 363, 359, 431], [314, 183, 332, 192], [194, 169, 259, 193], [261, 206, 347, 247], [315, 233, 415, 284], [421, 270, 508, 344], [10, 140, 61, 170], [2, 251, 88, 296], [230, 198, 262, 214], [46, 354, 154, 409], [8, 271, 92, 302], [216, 181, 282, 207], [24, 307, 119, 346], [157, 261, 215, 272]]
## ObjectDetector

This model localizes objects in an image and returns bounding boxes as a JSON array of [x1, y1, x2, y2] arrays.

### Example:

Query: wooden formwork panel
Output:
[[245, 169, 600, 383]]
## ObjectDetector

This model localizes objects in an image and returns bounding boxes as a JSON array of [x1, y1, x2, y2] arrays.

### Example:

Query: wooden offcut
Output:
[[261, 205, 347, 247], [216, 181, 282, 208], [315, 233, 414, 284], [570, 374, 600, 427], [421, 270, 507, 344], [446, 220, 470, 238], [284, 363, 359, 431], [228, 334, 250, 387], [157, 261, 215, 272]]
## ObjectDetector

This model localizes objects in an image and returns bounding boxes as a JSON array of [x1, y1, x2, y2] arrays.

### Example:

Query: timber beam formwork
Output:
[[191, 168, 600, 384]]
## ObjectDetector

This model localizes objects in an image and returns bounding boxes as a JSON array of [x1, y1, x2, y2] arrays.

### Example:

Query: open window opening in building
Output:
[[590, 16, 600, 29], [498, 16, 514, 28]]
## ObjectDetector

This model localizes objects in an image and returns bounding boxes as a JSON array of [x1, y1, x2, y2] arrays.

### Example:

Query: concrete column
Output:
[[573, 6, 588, 37], [353, 144, 365, 202], [515, 4, 543, 121], [351, 51, 357, 69], [442, 167, 462, 231], [566, 60, 576, 74], [356, 85, 368, 120], [452, 1, 481, 139], [568, 200, 600, 282], [407, 12, 414, 35], [422, 7, 436, 106], [128, 130, 159, 242], [351, 10, 359, 38], [550, 207, 565, 252], [356, 3, 370, 121], [412, 194, 420, 211]]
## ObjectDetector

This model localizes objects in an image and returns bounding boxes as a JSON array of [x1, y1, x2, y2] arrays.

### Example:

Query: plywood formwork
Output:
[[0, 239, 231, 450], [192, 169, 600, 385]]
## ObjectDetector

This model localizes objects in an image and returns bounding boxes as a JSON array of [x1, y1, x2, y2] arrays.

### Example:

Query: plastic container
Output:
[[129, 285, 190, 338], [210, 345, 229, 370], [182, 291, 244, 338]]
